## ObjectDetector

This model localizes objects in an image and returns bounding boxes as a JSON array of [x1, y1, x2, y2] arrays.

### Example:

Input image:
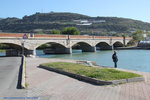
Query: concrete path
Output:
[[0, 57, 20, 92], [26, 57, 150, 100], [0, 57, 27, 100]]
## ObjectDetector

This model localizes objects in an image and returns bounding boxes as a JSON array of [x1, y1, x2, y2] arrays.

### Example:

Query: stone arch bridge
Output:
[[0, 33, 132, 56]]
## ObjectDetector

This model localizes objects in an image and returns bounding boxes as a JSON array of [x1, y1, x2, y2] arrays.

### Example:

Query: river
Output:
[[37, 50, 150, 73], [0, 50, 150, 73]]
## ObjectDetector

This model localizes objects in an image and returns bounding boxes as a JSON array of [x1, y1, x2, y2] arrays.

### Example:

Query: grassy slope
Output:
[[41, 62, 141, 81]]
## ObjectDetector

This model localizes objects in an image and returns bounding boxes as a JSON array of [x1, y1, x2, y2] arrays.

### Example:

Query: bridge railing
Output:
[[94, 36, 111, 39], [0, 33, 132, 40], [0, 33, 24, 38], [34, 34, 67, 39], [69, 35, 93, 39]]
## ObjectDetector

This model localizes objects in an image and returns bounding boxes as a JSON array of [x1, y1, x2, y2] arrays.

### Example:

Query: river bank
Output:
[[115, 46, 150, 50]]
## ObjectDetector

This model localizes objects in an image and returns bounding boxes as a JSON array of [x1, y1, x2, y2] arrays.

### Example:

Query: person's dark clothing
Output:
[[112, 53, 118, 62], [112, 52, 118, 68]]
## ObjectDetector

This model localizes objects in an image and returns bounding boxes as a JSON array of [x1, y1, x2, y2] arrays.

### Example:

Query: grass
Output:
[[41, 62, 142, 81], [0, 49, 5, 52], [25, 82, 29, 88]]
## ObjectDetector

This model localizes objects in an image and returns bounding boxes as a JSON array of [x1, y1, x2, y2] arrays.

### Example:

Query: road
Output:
[[0, 57, 21, 94]]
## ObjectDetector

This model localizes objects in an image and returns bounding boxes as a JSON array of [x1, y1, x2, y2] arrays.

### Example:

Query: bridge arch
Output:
[[0, 43, 27, 56], [72, 42, 96, 52], [113, 41, 124, 48], [96, 42, 112, 50], [36, 42, 70, 54], [70, 41, 93, 48], [0, 41, 21, 47], [34, 40, 67, 49]]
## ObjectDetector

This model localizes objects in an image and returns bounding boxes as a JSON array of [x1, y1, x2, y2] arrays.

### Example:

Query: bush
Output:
[[62, 27, 80, 35], [51, 29, 61, 34]]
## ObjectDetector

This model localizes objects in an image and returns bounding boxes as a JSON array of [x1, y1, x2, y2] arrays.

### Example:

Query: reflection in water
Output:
[[36, 50, 150, 73]]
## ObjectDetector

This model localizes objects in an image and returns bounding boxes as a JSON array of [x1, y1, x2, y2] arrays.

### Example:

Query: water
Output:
[[0, 49, 149, 73], [0, 51, 5, 56], [36, 50, 150, 73]]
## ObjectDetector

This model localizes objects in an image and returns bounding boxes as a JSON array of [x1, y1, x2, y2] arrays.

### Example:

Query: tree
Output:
[[129, 30, 144, 46], [145, 32, 150, 37], [132, 30, 144, 42], [51, 29, 61, 34], [62, 27, 80, 35]]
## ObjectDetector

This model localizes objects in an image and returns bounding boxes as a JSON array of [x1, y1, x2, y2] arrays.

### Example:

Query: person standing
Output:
[[112, 51, 118, 68]]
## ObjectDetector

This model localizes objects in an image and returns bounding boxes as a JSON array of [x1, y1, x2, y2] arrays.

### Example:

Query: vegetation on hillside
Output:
[[62, 27, 80, 35], [132, 30, 144, 42], [51, 29, 61, 34], [0, 12, 150, 36], [126, 30, 144, 46]]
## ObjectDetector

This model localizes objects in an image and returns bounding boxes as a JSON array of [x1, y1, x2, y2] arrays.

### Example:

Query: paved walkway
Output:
[[0, 57, 21, 93], [26, 57, 150, 100], [0, 57, 27, 100]]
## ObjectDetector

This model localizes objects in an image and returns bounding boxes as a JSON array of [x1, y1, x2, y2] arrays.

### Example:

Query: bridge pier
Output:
[[6, 49, 21, 56], [82, 46, 96, 52], [97, 46, 113, 50], [55, 48, 72, 54], [26, 49, 36, 57]]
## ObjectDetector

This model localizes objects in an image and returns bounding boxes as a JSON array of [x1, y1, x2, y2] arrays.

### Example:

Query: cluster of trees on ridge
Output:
[[38, 27, 80, 35]]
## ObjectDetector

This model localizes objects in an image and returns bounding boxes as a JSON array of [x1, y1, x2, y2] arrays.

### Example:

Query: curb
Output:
[[39, 65, 144, 85], [21, 55, 26, 88], [17, 55, 26, 89]]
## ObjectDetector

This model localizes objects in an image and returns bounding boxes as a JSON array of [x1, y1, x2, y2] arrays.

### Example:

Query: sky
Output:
[[1, 0, 150, 23]]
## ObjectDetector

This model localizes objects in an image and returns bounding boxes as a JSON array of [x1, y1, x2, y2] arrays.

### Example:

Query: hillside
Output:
[[0, 12, 150, 36]]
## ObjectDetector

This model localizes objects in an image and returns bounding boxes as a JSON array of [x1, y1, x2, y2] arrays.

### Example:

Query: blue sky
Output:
[[1, 0, 150, 22]]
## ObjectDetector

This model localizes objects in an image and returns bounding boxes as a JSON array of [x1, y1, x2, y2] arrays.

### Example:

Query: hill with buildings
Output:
[[0, 12, 150, 36]]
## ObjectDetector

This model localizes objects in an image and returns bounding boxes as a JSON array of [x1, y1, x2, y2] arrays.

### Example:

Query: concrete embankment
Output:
[[116, 46, 150, 50]]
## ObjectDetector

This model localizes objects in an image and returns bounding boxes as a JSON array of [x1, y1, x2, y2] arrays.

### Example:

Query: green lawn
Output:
[[41, 62, 142, 81], [0, 49, 5, 52]]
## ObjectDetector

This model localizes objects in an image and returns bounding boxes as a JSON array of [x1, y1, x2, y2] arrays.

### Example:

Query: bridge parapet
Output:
[[0, 33, 132, 40], [34, 34, 67, 39], [0, 33, 24, 38], [94, 36, 111, 39], [69, 35, 93, 39]]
